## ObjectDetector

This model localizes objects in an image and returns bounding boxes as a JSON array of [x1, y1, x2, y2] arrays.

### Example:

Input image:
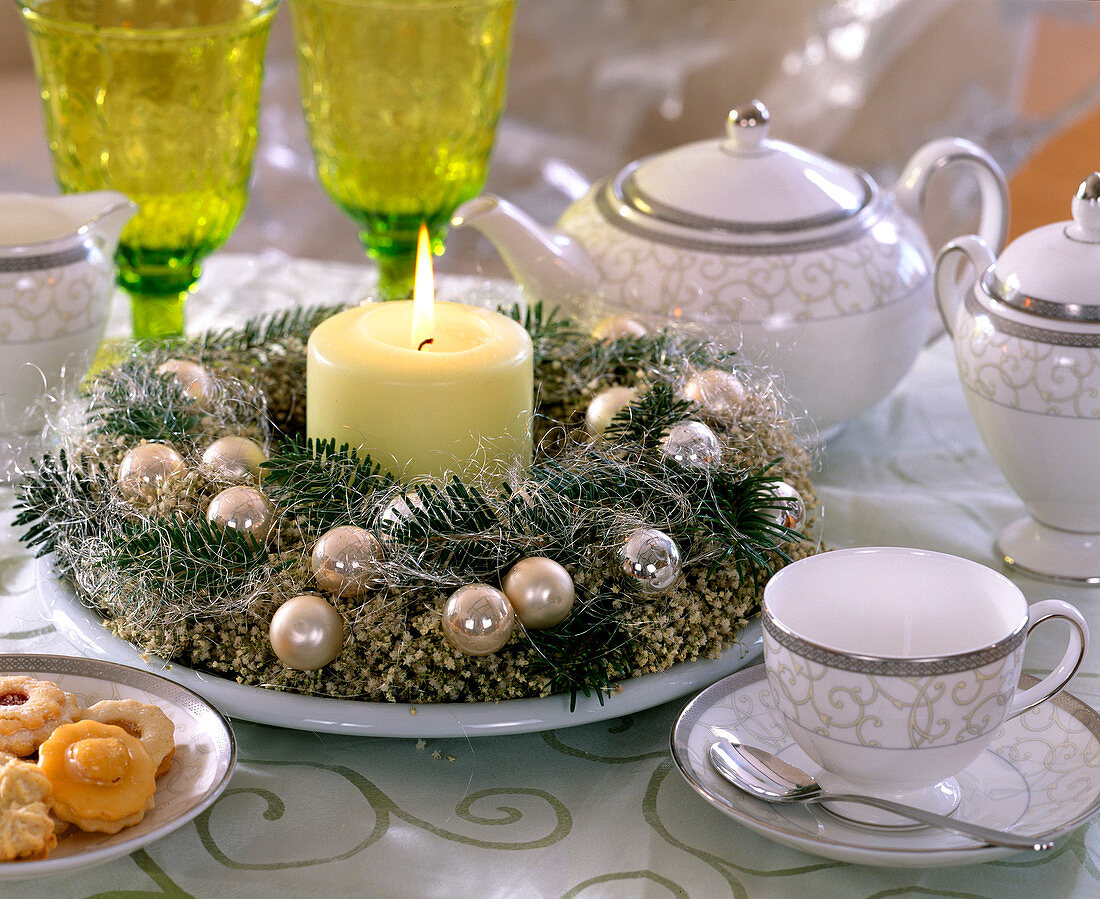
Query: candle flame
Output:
[[411, 224, 435, 350]]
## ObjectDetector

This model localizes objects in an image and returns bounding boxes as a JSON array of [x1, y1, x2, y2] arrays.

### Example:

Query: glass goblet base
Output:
[[127, 292, 190, 342], [357, 216, 448, 301]]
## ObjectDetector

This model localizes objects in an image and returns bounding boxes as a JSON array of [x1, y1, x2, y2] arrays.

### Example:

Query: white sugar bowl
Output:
[[935, 173, 1100, 582]]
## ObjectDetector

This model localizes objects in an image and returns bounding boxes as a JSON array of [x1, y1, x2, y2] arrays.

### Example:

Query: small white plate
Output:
[[38, 560, 762, 738], [0, 653, 235, 880], [670, 664, 1100, 867]]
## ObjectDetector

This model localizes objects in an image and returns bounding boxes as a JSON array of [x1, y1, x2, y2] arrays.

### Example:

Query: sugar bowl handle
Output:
[[933, 234, 998, 338], [893, 137, 1009, 254]]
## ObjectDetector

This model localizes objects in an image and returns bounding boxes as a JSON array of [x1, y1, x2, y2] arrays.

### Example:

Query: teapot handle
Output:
[[933, 235, 997, 337], [893, 137, 1009, 254]]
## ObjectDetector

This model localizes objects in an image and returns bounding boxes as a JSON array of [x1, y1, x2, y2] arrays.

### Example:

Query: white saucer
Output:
[[670, 664, 1100, 867]]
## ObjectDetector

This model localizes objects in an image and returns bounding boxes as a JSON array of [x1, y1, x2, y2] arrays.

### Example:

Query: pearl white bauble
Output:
[[441, 584, 516, 656], [157, 359, 213, 403], [682, 369, 746, 418], [375, 492, 425, 535], [591, 316, 648, 341], [269, 593, 344, 670], [585, 386, 638, 436], [311, 525, 385, 598], [501, 557, 574, 629], [206, 486, 277, 544], [661, 421, 722, 469], [619, 527, 681, 592], [117, 443, 185, 501], [202, 436, 267, 478]]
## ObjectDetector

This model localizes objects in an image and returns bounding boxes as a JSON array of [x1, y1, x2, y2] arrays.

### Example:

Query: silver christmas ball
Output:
[[117, 443, 185, 501], [442, 584, 516, 656], [202, 435, 267, 478], [682, 369, 746, 418], [311, 525, 385, 598], [269, 593, 344, 670], [206, 486, 277, 544], [501, 557, 575, 629], [585, 386, 638, 436], [764, 481, 806, 530], [157, 359, 213, 403], [620, 528, 681, 592], [591, 315, 648, 341], [661, 421, 722, 469]]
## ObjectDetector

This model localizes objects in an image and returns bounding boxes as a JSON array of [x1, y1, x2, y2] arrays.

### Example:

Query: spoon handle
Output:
[[815, 792, 1054, 852]]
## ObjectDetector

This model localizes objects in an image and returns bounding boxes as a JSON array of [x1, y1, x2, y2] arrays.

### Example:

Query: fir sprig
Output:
[[261, 436, 395, 532], [88, 361, 202, 441], [196, 302, 350, 353], [105, 516, 276, 602], [14, 450, 112, 560], [386, 479, 511, 580], [603, 381, 698, 450], [523, 584, 635, 710]]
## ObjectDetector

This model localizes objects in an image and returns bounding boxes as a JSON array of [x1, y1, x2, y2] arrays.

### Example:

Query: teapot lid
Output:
[[602, 100, 875, 240], [981, 173, 1100, 319]]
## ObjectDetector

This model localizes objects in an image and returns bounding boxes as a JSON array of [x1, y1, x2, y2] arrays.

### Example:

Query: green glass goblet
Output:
[[17, 0, 281, 340], [290, 0, 517, 299]]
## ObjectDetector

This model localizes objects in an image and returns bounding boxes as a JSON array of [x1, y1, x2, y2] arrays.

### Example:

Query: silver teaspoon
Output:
[[707, 740, 1055, 852]]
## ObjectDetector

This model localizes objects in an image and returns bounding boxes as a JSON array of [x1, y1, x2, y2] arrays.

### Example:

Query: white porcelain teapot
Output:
[[453, 100, 1008, 440], [0, 191, 134, 449], [935, 173, 1100, 583]]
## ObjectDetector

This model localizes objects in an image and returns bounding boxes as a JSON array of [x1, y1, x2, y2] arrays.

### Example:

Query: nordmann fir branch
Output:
[[88, 360, 202, 442], [260, 436, 395, 533], [105, 516, 277, 599]]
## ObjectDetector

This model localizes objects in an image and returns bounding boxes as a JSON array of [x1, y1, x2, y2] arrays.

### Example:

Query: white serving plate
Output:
[[0, 654, 234, 880], [38, 559, 762, 738]]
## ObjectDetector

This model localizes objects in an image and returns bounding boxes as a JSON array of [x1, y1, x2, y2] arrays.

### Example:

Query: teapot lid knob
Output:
[[724, 100, 770, 153], [1069, 172, 1100, 243]]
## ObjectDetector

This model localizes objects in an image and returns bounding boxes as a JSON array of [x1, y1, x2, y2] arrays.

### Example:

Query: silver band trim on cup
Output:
[[762, 613, 1028, 676]]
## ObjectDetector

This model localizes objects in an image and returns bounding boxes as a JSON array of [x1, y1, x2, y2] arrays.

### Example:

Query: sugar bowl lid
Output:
[[981, 173, 1100, 319], [602, 100, 876, 240]]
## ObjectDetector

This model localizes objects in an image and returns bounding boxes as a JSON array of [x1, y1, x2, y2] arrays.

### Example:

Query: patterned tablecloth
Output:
[[2, 255, 1099, 897]]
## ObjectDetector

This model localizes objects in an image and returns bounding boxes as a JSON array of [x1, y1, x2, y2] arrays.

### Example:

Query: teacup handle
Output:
[[1006, 599, 1090, 720]]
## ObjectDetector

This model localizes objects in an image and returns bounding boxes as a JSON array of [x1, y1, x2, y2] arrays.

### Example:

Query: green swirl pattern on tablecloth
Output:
[[1, 256, 1098, 897]]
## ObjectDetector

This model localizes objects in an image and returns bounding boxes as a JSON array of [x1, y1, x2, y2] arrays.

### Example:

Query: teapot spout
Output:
[[67, 190, 138, 254], [452, 194, 600, 308]]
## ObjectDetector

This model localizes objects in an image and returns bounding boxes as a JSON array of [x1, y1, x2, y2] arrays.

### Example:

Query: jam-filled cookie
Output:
[[0, 758, 57, 861], [78, 699, 176, 778], [0, 676, 78, 757], [38, 720, 157, 834]]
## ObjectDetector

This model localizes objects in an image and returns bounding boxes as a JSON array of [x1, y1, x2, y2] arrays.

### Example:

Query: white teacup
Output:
[[762, 546, 1089, 823]]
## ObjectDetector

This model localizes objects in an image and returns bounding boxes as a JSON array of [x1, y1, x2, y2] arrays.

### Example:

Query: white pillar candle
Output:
[[306, 299, 533, 486]]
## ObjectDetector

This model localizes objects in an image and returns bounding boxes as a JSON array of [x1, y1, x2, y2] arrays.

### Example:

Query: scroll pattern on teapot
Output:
[[562, 199, 929, 324]]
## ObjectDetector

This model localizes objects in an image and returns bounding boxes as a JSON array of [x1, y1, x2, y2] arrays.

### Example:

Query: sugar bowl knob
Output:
[[1069, 172, 1100, 242], [724, 100, 770, 153]]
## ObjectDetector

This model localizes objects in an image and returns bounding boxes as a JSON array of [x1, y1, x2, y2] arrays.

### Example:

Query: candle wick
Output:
[[417, 338, 435, 352]]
